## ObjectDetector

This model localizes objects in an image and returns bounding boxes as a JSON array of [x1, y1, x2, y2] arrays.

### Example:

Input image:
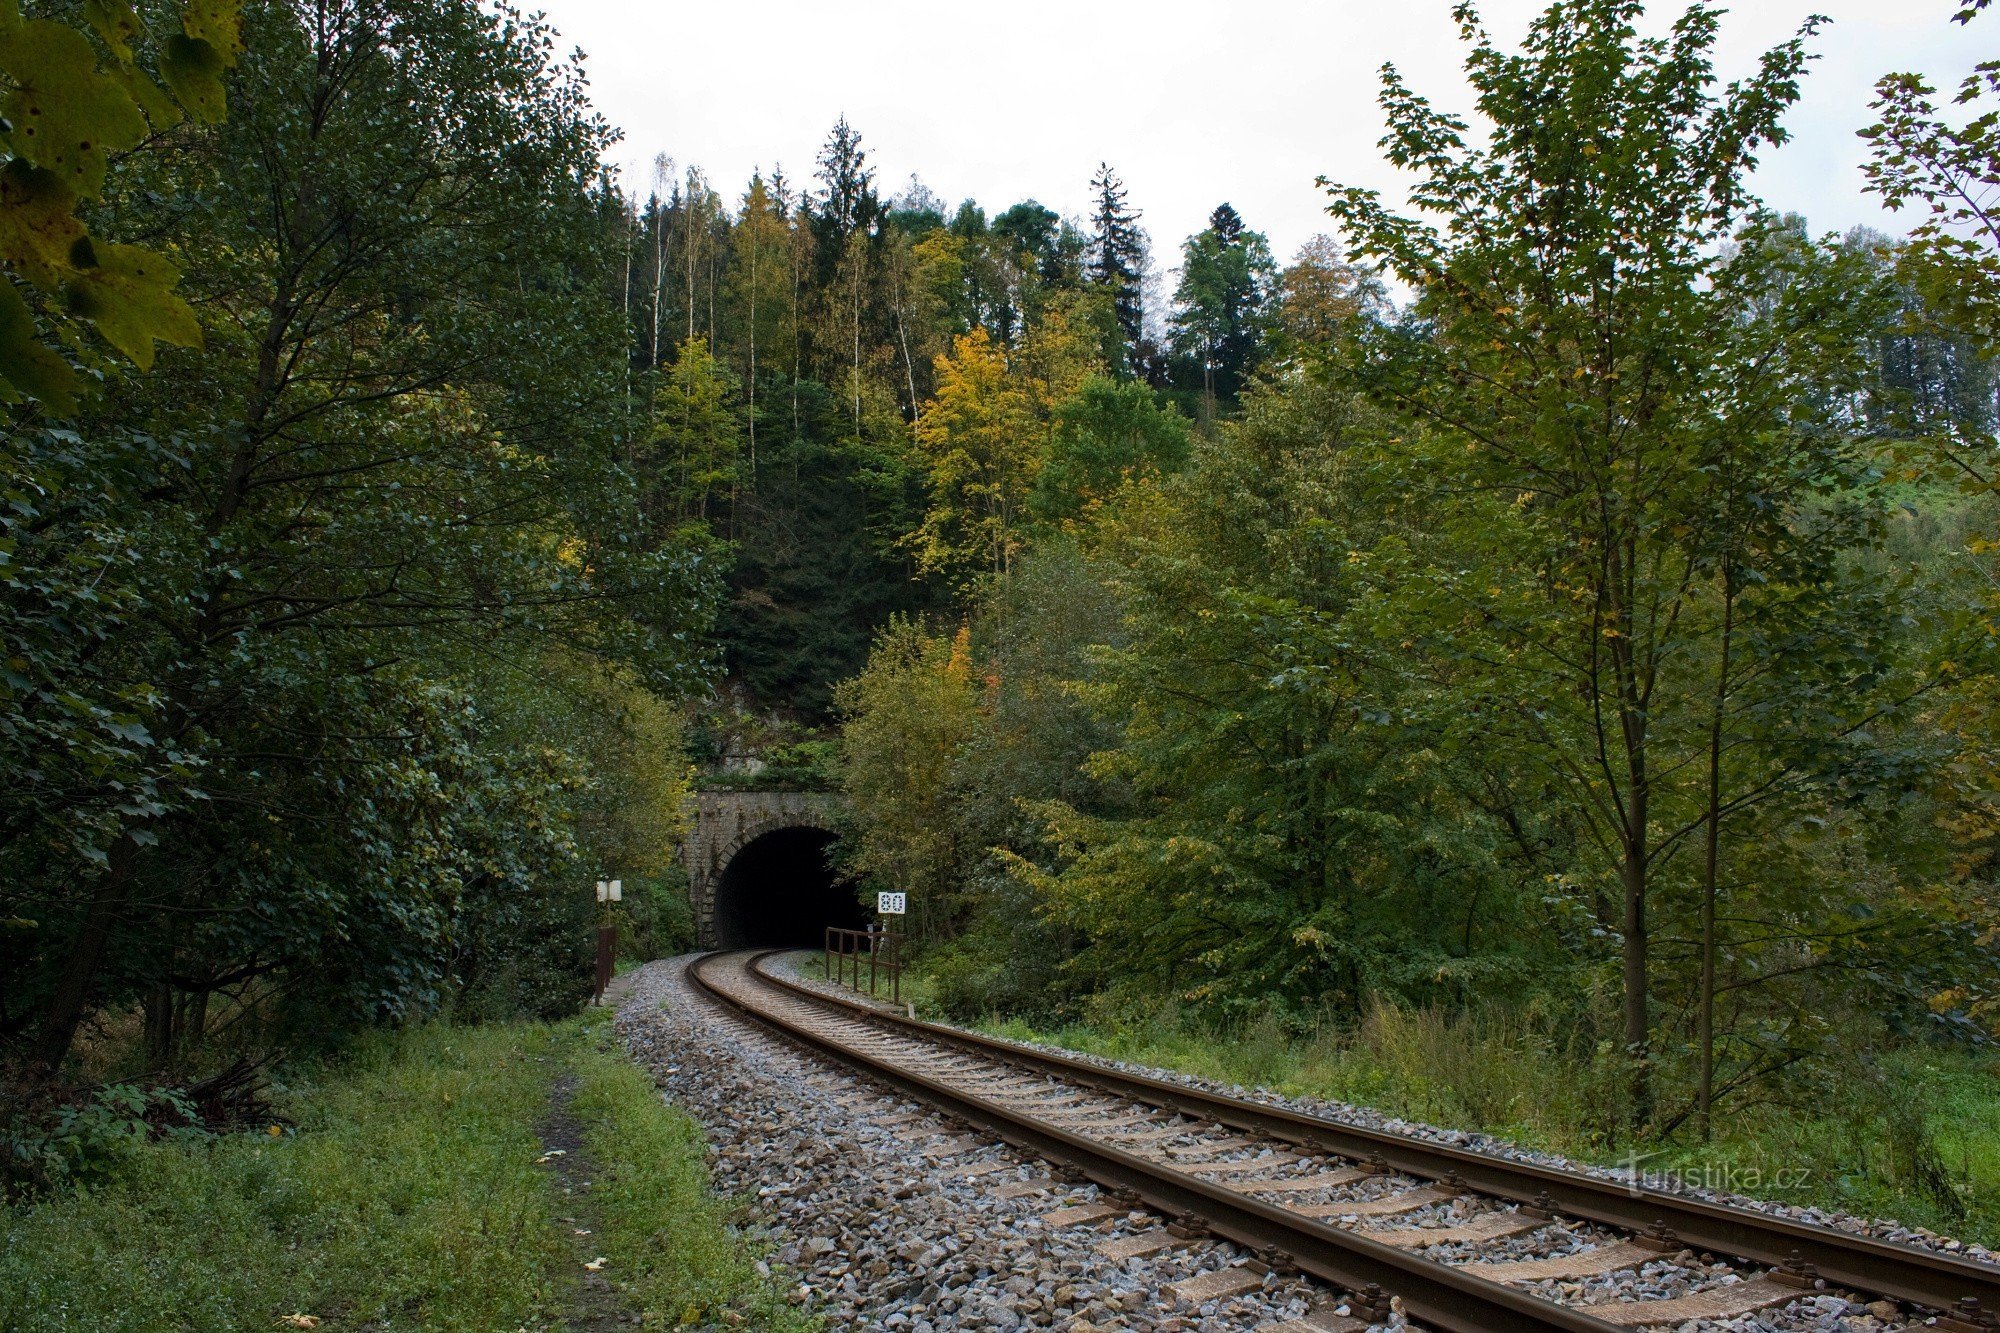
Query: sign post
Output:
[[593, 878, 622, 1005]]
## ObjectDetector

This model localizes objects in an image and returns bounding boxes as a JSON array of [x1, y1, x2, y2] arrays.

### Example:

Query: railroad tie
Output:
[[1193, 1156, 1306, 1178], [1294, 1184, 1452, 1219], [1170, 1265, 1266, 1304], [1258, 1310, 1370, 1333], [1095, 1228, 1180, 1260], [1461, 1239, 1657, 1282], [1042, 1200, 1126, 1228], [957, 1160, 1014, 1178], [1002, 1093, 1096, 1112], [1249, 1167, 1372, 1193], [1037, 1109, 1156, 1130], [1107, 1123, 1197, 1144], [1165, 1135, 1259, 1158], [1581, 1275, 1799, 1326], [1363, 1211, 1545, 1246], [991, 1177, 1057, 1199], [922, 1134, 985, 1157]]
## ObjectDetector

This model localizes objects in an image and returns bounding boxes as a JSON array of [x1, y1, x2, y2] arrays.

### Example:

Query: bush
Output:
[[2, 1083, 208, 1198]]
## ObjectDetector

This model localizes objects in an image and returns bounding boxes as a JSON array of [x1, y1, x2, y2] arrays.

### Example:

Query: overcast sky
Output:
[[533, 0, 1977, 267]]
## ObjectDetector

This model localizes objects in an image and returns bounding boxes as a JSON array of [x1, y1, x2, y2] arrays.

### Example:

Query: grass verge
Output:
[[2, 1011, 807, 1331], [803, 948, 2000, 1250], [977, 1001, 2000, 1246], [565, 1008, 816, 1330]]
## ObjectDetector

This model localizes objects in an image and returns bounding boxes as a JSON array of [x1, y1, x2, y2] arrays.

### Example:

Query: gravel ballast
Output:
[[611, 953, 1982, 1331], [615, 956, 1342, 1331]]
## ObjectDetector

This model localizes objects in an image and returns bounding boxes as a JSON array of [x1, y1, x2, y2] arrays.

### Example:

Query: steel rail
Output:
[[692, 949, 1622, 1333], [740, 950, 2000, 1319]]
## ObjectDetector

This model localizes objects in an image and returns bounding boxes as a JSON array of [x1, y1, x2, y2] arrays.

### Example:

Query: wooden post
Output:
[[594, 925, 616, 1005]]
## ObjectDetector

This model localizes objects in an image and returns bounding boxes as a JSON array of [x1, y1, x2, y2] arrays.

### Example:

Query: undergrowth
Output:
[[1, 1013, 808, 1331], [0, 1023, 568, 1330], [907, 971, 2000, 1249]]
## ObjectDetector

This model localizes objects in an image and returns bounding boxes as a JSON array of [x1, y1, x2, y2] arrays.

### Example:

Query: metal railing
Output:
[[824, 925, 903, 1004]]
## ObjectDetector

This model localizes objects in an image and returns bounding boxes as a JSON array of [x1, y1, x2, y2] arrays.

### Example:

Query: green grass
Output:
[[904, 970, 2000, 1249], [2, 1015, 808, 1331], [1, 1023, 569, 1331], [568, 1010, 817, 1330]]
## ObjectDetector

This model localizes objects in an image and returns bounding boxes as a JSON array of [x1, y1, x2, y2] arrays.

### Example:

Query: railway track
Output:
[[688, 949, 2000, 1332]]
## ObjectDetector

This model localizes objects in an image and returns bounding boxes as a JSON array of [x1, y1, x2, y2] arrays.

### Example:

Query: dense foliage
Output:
[[2, 0, 711, 1106], [10, 0, 2000, 1178], [828, 0, 2000, 1146]]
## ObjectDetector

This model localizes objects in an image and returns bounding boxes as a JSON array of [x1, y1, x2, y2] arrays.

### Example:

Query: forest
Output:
[[3, 0, 2000, 1232]]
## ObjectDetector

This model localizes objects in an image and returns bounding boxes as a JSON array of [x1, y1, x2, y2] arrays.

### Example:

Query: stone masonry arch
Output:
[[685, 790, 845, 948]]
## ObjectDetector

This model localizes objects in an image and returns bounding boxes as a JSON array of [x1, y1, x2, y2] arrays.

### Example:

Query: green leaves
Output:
[[0, 160, 86, 288], [0, 19, 148, 197], [179, 0, 242, 59], [66, 242, 201, 368], [0, 0, 241, 409], [159, 32, 229, 124], [1862, 57, 2000, 350], [0, 159, 200, 381], [0, 279, 74, 411], [82, 0, 142, 63]]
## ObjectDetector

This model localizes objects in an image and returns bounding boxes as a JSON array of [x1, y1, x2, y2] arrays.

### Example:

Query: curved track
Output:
[[689, 949, 2000, 1332]]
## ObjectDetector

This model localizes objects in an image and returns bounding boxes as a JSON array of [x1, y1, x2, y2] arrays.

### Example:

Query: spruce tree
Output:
[[1088, 163, 1146, 371], [813, 116, 879, 245]]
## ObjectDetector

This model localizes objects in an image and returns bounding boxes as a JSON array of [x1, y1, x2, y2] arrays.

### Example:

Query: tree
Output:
[[6, 0, 716, 1075], [724, 172, 792, 479], [994, 200, 1072, 288], [834, 618, 982, 942], [1862, 4, 2000, 351], [1008, 376, 1487, 1018], [813, 115, 878, 247], [1088, 163, 1146, 373], [1031, 376, 1191, 523], [1323, 0, 1906, 1125], [911, 329, 1041, 589], [1169, 203, 1277, 415], [650, 336, 744, 524], [1271, 236, 1385, 357]]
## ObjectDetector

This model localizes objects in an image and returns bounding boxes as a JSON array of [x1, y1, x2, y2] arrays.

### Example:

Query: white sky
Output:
[[534, 0, 1981, 267]]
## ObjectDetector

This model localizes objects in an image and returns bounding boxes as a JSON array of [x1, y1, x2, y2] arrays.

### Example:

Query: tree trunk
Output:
[[1621, 828, 1650, 1127], [32, 835, 138, 1073], [851, 249, 863, 436], [622, 202, 633, 436], [650, 201, 664, 369], [144, 981, 175, 1070], [1697, 577, 1735, 1139], [791, 231, 802, 444]]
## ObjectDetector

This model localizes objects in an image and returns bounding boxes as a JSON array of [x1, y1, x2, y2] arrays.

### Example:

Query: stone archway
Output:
[[684, 791, 849, 948]]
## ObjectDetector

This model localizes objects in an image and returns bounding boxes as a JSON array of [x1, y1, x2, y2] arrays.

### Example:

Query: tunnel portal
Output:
[[711, 824, 868, 949]]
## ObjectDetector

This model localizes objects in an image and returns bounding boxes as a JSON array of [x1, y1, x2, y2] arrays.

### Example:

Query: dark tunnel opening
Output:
[[713, 825, 869, 949]]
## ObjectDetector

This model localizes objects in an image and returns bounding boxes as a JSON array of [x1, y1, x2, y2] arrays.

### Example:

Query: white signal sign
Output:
[[877, 891, 907, 915]]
